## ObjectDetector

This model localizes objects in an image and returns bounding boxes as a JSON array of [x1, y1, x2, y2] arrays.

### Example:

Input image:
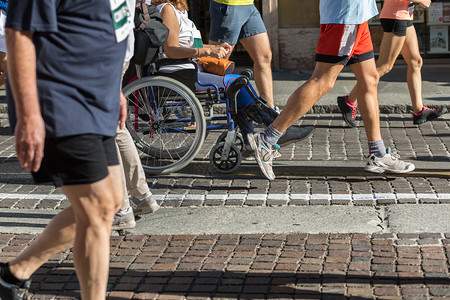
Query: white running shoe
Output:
[[112, 207, 136, 230], [130, 192, 160, 216], [365, 148, 415, 174], [247, 132, 279, 180]]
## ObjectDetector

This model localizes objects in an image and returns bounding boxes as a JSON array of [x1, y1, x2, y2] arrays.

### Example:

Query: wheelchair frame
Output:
[[122, 60, 277, 175]]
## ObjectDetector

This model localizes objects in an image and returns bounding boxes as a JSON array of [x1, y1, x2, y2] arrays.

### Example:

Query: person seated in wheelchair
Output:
[[152, 0, 313, 158]]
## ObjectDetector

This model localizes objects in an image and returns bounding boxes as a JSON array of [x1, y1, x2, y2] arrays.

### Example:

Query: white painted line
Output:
[[267, 194, 290, 200], [375, 193, 396, 200], [246, 194, 266, 200], [290, 194, 310, 200], [352, 194, 374, 201], [0, 193, 65, 200], [416, 193, 438, 199], [310, 194, 331, 200], [0, 193, 445, 203], [396, 193, 418, 199], [332, 194, 352, 200]]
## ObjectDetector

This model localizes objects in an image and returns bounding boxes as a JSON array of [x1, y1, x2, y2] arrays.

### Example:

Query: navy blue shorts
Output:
[[380, 18, 413, 37], [209, 0, 267, 45], [32, 134, 118, 187]]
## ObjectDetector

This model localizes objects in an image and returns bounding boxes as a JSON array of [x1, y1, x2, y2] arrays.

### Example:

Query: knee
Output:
[[358, 71, 379, 95], [78, 195, 118, 228], [366, 74, 379, 94], [370, 71, 380, 87], [97, 196, 118, 223], [377, 64, 393, 77], [310, 77, 335, 96], [408, 56, 423, 71], [253, 50, 272, 67]]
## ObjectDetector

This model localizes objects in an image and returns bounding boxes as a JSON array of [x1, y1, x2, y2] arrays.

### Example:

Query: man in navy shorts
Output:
[[247, 0, 416, 181], [0, 0, 131, 299], [209, 0, 276, 109]]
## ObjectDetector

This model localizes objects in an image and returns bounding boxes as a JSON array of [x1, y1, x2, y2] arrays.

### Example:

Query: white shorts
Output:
[[0, 9, 6, 53]]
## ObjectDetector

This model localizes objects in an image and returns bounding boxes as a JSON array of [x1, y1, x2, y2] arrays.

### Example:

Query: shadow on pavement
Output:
[[29, 268, 450, 299]]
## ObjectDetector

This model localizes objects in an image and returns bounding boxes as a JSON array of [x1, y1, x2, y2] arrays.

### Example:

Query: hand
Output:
[[420, 0, 431, 8], [220, 42, 232, 55], [119, 92, 127, 129], [206, 45, 230, 59], [15, 115, 45, 172]]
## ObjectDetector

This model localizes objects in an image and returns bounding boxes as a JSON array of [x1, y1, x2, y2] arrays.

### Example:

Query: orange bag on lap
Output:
[[197, 57, 235, 76]]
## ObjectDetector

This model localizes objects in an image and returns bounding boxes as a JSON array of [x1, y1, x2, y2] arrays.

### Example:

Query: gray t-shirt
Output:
[[6, 0, 127, 138]]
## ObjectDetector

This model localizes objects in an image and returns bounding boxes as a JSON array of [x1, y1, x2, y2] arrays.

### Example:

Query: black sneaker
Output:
[[0, 264, 30, 300], [412, 106, 448, 125], [277, 125, 314, 147], [337, 96, 357, 127]]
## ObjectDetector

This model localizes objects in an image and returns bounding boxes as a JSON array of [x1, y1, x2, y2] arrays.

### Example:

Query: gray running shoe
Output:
[[247, 132, 279, 180], [365, 148, 415, 174], [412, 106, 447, 125], [278, 125, 314, 147], [130, 193, 160, 216], [112, 207, 136, 230], [0, 263, 30, 300], [337, 96, 357, 127]]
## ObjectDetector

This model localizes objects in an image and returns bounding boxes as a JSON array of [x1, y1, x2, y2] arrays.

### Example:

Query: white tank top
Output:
[[157, 3, 203, 72]]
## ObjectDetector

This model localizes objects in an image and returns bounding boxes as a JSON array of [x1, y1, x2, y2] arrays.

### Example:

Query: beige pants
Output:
[[117, 61, 151, 210]]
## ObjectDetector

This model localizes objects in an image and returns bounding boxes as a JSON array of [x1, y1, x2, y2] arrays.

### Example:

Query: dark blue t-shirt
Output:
[[6, 0, 127, 138]]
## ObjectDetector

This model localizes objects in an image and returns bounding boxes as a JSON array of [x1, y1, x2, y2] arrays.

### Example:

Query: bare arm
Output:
[[119, 92, 127, 129], [411, 0, 431, 8], [160, 5, 230, 59], [6, 28, 45, 172]]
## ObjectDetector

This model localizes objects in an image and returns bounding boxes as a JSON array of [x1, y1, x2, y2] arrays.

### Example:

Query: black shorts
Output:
[[32, 134, 119, 187], [380, 18, 413, 37]]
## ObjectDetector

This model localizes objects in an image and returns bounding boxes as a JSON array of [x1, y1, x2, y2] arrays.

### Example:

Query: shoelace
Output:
[[386, 147, 399, 160], [351, 106, 357, 119], [262, 143, 280, 162], [270, 144, 280, 160]]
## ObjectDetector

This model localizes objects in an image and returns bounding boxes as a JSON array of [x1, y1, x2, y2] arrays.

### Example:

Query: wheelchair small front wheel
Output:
[[216, 131, 244, 152], [209, 142, 242, 174]]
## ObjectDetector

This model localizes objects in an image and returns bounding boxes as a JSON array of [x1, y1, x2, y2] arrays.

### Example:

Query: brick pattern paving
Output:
[[1, 233, 449, 299], [196, 114, 450, 161], [0, 114, 449, 298], [0, 113, 448, 210], [1, 114, 449, 165], [0, 177, 449, 210]]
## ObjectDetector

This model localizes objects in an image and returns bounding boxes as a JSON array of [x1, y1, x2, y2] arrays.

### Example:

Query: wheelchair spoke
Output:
[[123, 75, 205, 174]]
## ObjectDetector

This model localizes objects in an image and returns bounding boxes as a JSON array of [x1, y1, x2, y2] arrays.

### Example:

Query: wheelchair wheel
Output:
[[209, 142, 242, 174], [216, 131, 244, 152], [123, 76, 206, 175]]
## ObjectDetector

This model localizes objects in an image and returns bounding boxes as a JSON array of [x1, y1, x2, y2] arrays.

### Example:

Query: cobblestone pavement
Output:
[[0, 233, 449, 299], [0, 114, 448, 208], [0, 114, 449, 299]]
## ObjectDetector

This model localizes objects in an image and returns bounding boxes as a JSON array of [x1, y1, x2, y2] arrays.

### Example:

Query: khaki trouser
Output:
[[116, 125, 150, 210], [116, 61, 151, 210]]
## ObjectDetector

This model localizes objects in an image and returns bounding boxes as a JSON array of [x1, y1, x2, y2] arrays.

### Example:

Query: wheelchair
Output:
[[122, 60, 292, 175]]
